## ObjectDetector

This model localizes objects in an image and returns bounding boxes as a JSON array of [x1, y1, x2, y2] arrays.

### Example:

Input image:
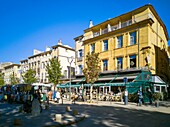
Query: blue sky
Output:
[[0, 0, 170, 63]]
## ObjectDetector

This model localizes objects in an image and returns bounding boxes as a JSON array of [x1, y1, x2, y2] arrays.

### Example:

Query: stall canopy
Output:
[[32, 83, 52, 87]]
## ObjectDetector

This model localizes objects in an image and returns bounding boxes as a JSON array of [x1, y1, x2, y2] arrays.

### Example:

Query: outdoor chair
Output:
[[112, 96, 115, 101]]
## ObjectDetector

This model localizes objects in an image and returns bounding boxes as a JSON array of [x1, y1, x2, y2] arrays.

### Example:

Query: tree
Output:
[[0, 72, 5, 86], [22, 69, 37, 84], [83, 52, 100, 102], [46, 57, 62, 91], [10, 72, 20, 85]]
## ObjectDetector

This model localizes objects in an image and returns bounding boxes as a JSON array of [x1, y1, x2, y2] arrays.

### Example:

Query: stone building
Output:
[[3, 64, 21, 85], [20, 40, 75, 84], [70, 4, 170, 97]]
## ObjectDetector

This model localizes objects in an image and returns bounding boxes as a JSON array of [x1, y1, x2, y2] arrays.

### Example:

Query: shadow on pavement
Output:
[[0, 102, 170, 127], [60, 103, 170, 127]]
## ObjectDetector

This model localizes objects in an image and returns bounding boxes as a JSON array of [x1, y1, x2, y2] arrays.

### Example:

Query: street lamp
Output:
[[67, 56, 74, 101]]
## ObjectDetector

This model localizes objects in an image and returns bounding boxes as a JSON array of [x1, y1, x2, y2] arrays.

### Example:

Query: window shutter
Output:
[[121, 36, 123, 47], [75, 51, 78, 58], [82, 49, 84, 56], [75, 65, 78, 74]]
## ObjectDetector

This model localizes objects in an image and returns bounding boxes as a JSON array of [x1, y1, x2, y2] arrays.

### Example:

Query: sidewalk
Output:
[[0, 99, 170, 127], [60, 99, 170, 114], [0, 102, 85, 127]]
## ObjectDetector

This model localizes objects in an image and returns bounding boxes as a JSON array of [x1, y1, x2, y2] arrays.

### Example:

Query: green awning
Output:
[[57, 84, 81, 88], [106, 83, 126, 86]]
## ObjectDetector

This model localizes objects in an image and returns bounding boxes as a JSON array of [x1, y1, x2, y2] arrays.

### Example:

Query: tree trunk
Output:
[[90, 84, 93, 102]]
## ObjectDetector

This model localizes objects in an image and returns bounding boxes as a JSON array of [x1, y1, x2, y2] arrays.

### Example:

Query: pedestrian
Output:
[[137, 90, 142, 106], [56, 91, 60, 103], [52, 91, 56, 101], [48, 90, 52, 101], [148, 88, 152, 105]]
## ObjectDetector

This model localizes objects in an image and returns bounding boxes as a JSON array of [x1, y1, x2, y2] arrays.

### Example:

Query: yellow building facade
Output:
[[83, 4, 170, 84]]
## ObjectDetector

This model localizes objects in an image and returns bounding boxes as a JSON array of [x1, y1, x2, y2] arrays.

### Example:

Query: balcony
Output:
[[93, 31, 100, 37], [84, 13, 154, 41]]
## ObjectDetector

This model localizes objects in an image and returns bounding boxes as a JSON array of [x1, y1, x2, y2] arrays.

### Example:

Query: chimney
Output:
[[89, 20, 93, 28], [46, 46, 50, 51], [58, 39, 62, 45]]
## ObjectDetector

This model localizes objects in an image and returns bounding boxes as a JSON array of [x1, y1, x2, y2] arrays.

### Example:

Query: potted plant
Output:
[[152, 92, 161, 107]]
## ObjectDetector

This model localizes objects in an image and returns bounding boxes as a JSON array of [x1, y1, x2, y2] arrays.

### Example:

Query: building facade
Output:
[[74, 35, 84, 75], [20, 41, 75, 84], [3, 64, 21, 85], [0, 62, 13, 73], [80, 4, 169, 94]]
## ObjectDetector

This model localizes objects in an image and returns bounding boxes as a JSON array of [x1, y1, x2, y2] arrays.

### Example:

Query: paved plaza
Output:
[[0, 100, 170, 127]]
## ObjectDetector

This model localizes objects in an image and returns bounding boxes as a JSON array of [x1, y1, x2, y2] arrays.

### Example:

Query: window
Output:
[[161, 86, 166, 92], [156, 86, 160, 92], [130, 31, 136, 45], [41, 73, 43, 82], [41, 62, 44, 69], [130, 55, 136, 68], [64, 70, 67, 78], [117, 57, 123, 69], [103, 39, 108, 51], [121, 22, 127, 28], [77, 49, 83, 61], [117, 36, 123, 48], [78, 65, 83, 74], [90, 43, 95, 53], [78, 49, 83, 57], [103, 59, 108, 71]]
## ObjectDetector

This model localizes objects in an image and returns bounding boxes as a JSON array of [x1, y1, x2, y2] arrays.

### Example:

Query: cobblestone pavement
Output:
[[63, 100, 170, 127], [0, 102, 85, 127], [0, 100, 170, 127]]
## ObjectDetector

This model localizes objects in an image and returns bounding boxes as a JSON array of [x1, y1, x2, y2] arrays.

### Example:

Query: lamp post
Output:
[[67, 56, 74, 101]]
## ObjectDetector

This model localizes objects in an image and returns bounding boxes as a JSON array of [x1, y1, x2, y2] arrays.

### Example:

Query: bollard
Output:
[[73, 110, 78, 115], [55, 114, 62, 122], [13, 118, 22, 126], [155, 101, 159, 107], [66, 106, 71, 112], [124, 90, 128, 105]]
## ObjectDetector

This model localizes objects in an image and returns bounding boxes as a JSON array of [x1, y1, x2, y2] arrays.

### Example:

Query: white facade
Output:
[[3, 64, 21, 84], [74, 35, 84, 75], [52, 42, 76, 79], [20, 41, 75, 84], [0, 62, 13, 73]]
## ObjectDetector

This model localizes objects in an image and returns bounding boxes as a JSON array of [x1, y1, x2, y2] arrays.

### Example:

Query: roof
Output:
[[4, 64, 20, 69], [52, 44, 75, 51], [74, 35, 84, 41], [28, 50, 52, 59], [20, 59, 28, 63], [84, 4, 169, 40]]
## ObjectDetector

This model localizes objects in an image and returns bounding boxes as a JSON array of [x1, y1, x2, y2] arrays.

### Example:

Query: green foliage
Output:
[[128, 94, 138, 102], [160, 92, 168, 101], [10, 72, 20, 85], [22, 69, 37, 84], [83, 52, 101, 84], [83, 52, 100, 102], [0, 72, 5, 86], [46, 57, 62, 86], [152, 92, 161, 101]]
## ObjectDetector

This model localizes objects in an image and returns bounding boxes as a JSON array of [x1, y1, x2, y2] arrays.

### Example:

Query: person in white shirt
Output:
[[56, 91, 60, 103]]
